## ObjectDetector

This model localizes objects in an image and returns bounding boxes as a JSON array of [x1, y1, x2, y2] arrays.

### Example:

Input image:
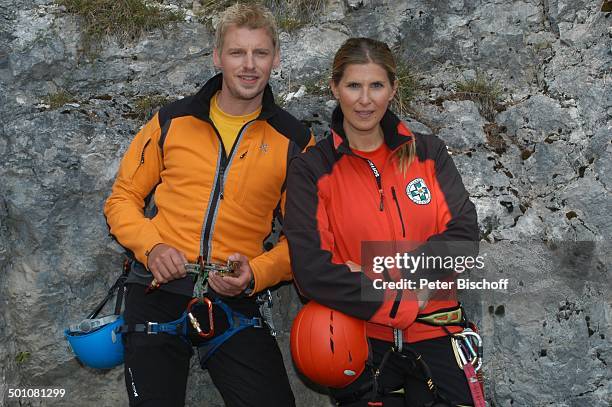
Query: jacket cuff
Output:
[[249, 260, 264, 295], [248, 241, 292, 294], [134, 226, 164, 268], [249, 257, 292, 295]]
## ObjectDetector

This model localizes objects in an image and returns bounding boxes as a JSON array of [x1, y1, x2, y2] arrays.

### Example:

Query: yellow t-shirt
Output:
[[210, 92, 262, 152]]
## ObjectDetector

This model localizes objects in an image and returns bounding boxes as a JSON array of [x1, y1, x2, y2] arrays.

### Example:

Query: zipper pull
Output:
[[379, 188, 384, 211], [219, 167, 225, 199]]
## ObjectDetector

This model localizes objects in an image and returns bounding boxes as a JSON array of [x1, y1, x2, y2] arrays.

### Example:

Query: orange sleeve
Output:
[[103, 114, 165, 267]]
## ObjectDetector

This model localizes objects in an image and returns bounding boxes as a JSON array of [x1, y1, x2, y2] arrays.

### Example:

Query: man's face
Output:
[[213, 25, 280, 102]]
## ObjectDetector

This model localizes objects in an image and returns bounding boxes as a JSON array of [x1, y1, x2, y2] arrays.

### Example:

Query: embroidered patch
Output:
[[406, 178, 431, 205], [259, 142, 269, 153]]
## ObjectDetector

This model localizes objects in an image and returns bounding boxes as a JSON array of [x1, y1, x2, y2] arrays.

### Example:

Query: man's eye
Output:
[[371, 82, 384, 88], [347, 83, 360, 88], [256, 51, 269, 56]]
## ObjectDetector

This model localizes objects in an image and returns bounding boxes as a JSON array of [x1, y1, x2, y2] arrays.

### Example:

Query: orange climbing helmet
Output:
[[290, 301, 369, 388]]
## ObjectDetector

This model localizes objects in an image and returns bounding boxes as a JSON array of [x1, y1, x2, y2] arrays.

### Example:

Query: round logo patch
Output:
[[406, 178, 431, 205]]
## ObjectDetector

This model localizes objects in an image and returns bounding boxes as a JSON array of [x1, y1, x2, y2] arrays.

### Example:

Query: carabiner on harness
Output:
[[451, 328, 482, 372], [451, 328, 486, 407], [186, 297, 214, 338]]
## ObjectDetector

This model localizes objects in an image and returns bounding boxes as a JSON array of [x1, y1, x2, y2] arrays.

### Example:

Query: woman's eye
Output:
[[347, 83, 360, 88], [371, 82, 384, 88]]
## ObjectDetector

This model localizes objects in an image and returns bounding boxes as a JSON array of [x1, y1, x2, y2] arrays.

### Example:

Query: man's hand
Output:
[[208, 253, 253, 297], [147, 243, 188, 284]]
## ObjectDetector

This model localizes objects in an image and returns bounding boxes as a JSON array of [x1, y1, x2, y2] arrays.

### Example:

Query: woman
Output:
[[285, 38, 481, 407]]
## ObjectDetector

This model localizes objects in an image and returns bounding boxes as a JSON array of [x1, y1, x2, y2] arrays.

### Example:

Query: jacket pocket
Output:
[[129, 137, 152, 181]]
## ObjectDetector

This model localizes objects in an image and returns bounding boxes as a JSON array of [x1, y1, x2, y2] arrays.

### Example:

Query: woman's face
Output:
[[331, 62, 397, 136]]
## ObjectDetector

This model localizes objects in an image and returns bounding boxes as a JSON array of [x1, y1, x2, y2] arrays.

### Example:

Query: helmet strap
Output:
[[87, 258, 130, 319]]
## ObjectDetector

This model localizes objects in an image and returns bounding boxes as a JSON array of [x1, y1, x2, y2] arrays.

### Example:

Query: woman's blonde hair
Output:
[[331, 38, 416, 173], [215, 3, 279, 52]]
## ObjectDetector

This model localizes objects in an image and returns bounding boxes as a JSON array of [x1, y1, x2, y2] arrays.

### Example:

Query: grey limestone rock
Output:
[[436, 100, 487, 151]]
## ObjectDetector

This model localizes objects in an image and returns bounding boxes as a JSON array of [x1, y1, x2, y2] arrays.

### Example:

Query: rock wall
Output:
[[0, 0, 609, 406]]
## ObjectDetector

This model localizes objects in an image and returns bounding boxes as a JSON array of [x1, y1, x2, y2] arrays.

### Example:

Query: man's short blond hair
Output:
[[215, 3, 279, 52]]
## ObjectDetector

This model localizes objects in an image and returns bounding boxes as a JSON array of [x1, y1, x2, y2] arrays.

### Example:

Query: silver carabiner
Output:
[[452, 337, 468, 367], [453, 329, 483, 372]]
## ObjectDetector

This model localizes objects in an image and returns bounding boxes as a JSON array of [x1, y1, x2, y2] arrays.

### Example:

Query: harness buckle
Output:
[[393, 328, 403, 353], [146, 322, 158, 334], [252, 317, 263, 329]]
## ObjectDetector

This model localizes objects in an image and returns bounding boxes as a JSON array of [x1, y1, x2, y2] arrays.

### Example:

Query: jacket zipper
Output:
[[140, 139, 150, 165], [199, 121, 254, 262], [376, 178, 384, 211], [356, 156, 384, 211], [352, 150, 405, 322], [131, 139, 151, 180], [391, 187, 406, 238], [218, 121, 253, 199]]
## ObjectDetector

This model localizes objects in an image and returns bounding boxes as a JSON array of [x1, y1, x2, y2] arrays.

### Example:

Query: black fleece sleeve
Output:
[[404, 136, 479, 278]]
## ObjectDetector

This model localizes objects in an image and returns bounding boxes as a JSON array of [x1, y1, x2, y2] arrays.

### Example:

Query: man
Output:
[[104, 4, 312, 406]]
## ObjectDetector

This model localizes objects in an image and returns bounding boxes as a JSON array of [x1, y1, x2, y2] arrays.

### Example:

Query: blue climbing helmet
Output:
[[64, 315, 124, 369], [65, 260, 129, 369]]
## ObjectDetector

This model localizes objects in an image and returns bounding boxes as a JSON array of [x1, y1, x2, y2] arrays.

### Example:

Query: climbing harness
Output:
[[124, 259, 276, 368], [333, 305, 486, 407], [117, 296, 214, 343], [118, 290, 269, 366]]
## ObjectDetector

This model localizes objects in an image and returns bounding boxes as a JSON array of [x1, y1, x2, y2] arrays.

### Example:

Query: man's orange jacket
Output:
[[104, 74, 313, 295]]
